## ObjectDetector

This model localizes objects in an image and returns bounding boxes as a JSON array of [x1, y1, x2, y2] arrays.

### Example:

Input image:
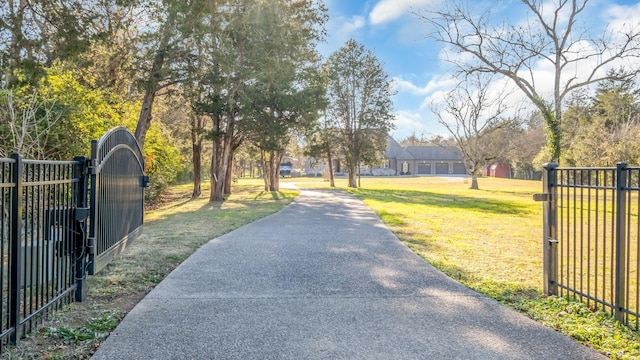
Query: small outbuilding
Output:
[[489, 164, 511, 178]]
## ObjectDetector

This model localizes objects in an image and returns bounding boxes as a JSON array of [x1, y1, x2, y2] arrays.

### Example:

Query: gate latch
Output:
[[533, 193, 552, 202]]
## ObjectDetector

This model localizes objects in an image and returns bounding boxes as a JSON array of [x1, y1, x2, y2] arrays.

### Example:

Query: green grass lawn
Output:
[[283, 175, 640, 359]]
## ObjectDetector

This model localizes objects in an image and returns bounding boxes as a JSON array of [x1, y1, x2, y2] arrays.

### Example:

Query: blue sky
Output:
[[317, 0, 640, 141]]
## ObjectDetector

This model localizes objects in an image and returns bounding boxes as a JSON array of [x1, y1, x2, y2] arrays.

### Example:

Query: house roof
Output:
[[386, 136, 405, 158], [388, 136, 463, 161], [397, 147, 416, 160], [404, 146, 462, 161]]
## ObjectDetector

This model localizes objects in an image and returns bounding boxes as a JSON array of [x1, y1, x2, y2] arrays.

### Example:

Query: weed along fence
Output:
[[0, 127, 147, 353], [537, 163, 640, 330]]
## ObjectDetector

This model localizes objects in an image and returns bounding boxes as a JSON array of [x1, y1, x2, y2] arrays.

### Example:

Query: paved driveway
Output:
[[92, 189, 606, 360]]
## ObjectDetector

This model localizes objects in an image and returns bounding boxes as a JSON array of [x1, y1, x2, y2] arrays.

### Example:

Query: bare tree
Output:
[[0, 90, 63, 158], [417, 0, 640, 162], [431, 73, 515, 189]]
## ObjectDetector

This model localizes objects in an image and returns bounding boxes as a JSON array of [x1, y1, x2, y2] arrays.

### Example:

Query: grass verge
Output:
[[1, 181, 297, 360], [283, 175, 640, 359]]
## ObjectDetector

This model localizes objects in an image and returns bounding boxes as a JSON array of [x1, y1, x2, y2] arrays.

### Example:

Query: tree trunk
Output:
[[224, 137, 242, 195], [210, 117, 235, 202], [190, 115, 204, 199], [210, 146, 230, 202], [348, 164, 357, 188], [260, 151, 282, 192], [209, 115, 224, 202], [192, 140, 202, 198], [134, 11, 175, 149], [269, 152, 281, 192], [135, 88, 154, 148], [224, 150, 233, 195], [470, 174, 479, 190], [209, 137, 223, 201], [326, 150, 335, 187], [260, 151, 271, 192]]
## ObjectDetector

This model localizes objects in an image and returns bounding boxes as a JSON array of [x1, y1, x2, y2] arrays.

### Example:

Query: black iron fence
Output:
[[539, 163, 639, 330], [0, 127, 146, 352]]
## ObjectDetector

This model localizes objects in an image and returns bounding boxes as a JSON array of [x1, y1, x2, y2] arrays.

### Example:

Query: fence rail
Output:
[[0, 155, 87, 351], [541, 163, 640, 330], [0, 127, 145, 352]]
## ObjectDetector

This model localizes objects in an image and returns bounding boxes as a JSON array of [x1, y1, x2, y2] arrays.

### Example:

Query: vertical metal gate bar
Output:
[[594, 170, 600, 308], [579, 170, 584, 300], [8, 154, 22, 346], [572, 169, 577, 296], [603, 170, 609, 310], [88, 140, 98, 275], [587, 169, 592, 307], [626, 169, 633, 327], [636, 169, 640, 329], [73, 157, 89, 302], [615, 163, 627, 324], [543, 162, 558, 295]]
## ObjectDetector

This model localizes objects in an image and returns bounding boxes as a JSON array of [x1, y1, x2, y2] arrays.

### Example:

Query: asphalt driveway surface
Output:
[[92, 189, 606, 360]]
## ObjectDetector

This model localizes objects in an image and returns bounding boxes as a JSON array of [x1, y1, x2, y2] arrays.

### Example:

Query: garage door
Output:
[[417, 164, 431, 175], [435, 163, 449, 174], [452, 162, 467, 174]]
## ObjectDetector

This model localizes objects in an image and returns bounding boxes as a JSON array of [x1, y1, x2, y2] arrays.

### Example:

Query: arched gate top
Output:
[[91, 126, 144, 173]]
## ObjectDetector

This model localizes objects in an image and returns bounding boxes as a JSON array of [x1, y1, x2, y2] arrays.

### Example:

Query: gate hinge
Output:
[[88, 159, 97, 175], [533, 193, 552, 202], [548, 237, 559, 244]]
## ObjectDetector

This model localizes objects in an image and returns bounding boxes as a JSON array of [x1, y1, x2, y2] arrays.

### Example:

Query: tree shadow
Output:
[[351, 188, 535, 216], [254, 191, 296, 201]]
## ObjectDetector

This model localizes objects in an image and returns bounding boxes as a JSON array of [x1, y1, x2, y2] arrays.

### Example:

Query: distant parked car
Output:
[[279, 162, 292, 177]]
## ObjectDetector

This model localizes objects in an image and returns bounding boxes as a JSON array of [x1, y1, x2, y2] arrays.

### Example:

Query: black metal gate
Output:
[[0, 127, 146, 351], [538, 162, 640, 330], [88, 127, 147, 275]]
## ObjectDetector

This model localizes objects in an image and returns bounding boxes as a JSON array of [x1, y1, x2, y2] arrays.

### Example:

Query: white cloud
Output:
[[392, 111, 428, 139], [420, 89, 449, 111], [338, 15, 366, 37], [394, 75, 456, 96], [392, 110, 450, 140], [369, 0, 437, 25]]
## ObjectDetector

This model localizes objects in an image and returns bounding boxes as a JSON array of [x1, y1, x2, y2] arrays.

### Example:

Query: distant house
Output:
[[302, 137, 467, 177], [385, 137, 467, 175]]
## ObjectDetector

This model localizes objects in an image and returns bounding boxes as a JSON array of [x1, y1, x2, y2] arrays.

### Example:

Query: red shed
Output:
[[490, 164, 511, 178]]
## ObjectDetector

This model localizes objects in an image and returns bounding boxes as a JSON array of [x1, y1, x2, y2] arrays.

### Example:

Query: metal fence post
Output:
[[542, 162, 558, 295], [9, 154, 22, 346], [73, 157, 89, 302], [615, 162, 628, 324]]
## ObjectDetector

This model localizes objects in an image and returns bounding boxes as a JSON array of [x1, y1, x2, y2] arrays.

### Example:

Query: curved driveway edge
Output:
[[92, 189, 606, 360]]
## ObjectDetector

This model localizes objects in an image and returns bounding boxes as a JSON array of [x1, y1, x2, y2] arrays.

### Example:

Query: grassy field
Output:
[[282, 175, 640, 359]]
